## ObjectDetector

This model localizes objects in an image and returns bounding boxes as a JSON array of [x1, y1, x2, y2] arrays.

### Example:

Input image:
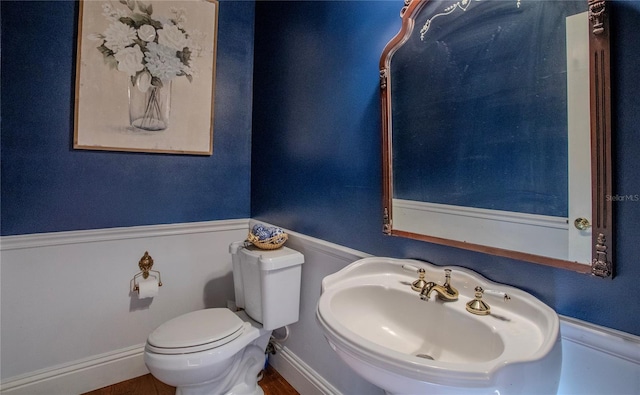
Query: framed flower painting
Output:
[[74, 0, 218, 155]]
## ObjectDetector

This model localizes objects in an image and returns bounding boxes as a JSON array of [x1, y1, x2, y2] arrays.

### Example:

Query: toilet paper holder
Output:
[[130, 251, 163, 294]]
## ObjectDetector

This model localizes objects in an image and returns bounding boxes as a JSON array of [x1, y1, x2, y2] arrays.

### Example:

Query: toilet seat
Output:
[[146, 308, 247, 355]]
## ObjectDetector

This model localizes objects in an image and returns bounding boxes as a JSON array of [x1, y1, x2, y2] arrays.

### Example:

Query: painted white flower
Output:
[[187, 30, 206, 58], [114, 44, 144, 76], [115, 8, 130, 19], [170, 7, 188, 28], [157, 23, 188, 52], [101, 3, 115, 20], [155, 17, 171, 26], [104, 21, 137, 52], [137, 24, 156, 42], [93, 3, 197, 85], [102, 3, 129, 22], [145, 42, 183, 81]]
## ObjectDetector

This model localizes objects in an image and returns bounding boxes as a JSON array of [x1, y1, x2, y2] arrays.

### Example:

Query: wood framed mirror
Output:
[[380, 0, 612, 277]]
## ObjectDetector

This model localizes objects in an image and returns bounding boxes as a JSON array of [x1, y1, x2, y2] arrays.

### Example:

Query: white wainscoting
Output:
[[0, 220, 249, 394], [2, 221, 638, 394], [558, 317, 640, 395]]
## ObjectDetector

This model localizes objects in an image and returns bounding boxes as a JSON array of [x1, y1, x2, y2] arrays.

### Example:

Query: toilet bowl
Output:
[[144, 241, 304, 395], [144, 309, 270, 395]]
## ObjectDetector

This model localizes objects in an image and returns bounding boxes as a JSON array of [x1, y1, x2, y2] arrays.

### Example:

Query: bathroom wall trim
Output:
[[0, 219, 249, 251], [269, 343, 342, 395], [0, 345, 147, 394], [249, 219, 370, 263], [0, 341, 343, 395], [560, 315, 640, 364]]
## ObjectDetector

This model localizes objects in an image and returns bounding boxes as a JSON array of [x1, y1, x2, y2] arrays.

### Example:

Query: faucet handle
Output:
[[466, 286, 510, 315], [482, 288, 511, 302], [442, 269, 452, 285], [466, 287, 491, 315], [402, 264, 421, 273], [403, 265, 428, 292]]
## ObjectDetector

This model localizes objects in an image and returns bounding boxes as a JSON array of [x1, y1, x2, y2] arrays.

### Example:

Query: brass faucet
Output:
[[419, 269, 458, 301]]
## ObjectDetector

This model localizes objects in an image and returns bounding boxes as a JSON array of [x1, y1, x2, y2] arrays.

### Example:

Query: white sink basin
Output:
[[331, 285, 506, 363], [316, 257, 562, 395]]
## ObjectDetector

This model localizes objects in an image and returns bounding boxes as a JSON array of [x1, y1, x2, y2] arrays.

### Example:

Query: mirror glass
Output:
[[381, 0, 613, 275]]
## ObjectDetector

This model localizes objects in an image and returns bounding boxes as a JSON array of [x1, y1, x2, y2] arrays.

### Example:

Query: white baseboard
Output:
[[0, 345, 147, 394], [0, 342, 335, 395], [268, 343, 342, 395]]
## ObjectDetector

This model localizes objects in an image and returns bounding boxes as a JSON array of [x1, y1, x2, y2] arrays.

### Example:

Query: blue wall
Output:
[[1, 0, 255, 235], [2, 0, 638, 336], [252, 0, 640, 336]]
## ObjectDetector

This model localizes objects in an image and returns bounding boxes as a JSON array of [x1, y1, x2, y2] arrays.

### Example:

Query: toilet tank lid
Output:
[[147, 308, 244, 349], [241, 246, 304, 271]]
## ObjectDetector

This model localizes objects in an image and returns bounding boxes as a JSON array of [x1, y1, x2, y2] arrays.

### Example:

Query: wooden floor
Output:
[[82, 364, 298, 395]]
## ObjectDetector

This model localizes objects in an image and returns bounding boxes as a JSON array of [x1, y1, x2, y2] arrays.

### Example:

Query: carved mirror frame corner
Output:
[[380, 0, 614, 278]]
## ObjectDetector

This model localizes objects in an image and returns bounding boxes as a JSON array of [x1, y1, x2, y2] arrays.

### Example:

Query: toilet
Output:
[[144, 241, 304, 395]]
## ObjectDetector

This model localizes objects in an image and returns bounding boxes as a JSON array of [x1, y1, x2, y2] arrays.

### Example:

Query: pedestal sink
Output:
[[316, 257, 562, 394]]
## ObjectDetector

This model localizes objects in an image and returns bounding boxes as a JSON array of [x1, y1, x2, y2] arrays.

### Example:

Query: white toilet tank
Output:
[[229, 241, 304, 330]]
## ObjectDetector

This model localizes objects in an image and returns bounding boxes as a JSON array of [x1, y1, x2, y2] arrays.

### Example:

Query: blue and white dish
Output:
[[251, 224, 286, 242]]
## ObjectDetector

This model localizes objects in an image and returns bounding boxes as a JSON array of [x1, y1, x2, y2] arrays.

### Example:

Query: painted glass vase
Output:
[[128, 79, 171, 131]]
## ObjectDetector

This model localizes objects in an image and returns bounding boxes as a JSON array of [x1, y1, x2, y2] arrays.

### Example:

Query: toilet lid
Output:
[[147, 308, 245, 353]]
